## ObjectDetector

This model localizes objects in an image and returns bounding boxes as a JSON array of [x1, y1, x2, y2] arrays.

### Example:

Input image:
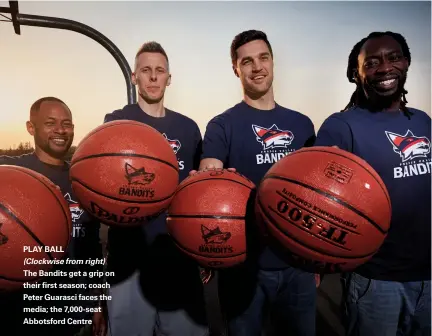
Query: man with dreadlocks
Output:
[[315, 31, 431, 336]]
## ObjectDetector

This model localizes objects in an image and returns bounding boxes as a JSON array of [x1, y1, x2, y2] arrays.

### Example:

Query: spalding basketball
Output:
[[0, 166, 71, 291], [167, 169, 256, 268], [256, 146, 392, 273], [70, 120, 179, 227]]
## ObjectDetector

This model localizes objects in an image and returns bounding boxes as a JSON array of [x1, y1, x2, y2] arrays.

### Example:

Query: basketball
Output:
[[167, 169, 256, 268], [256, 146, 392, 273], [0, 166, 72, 292], [70, 120, 179, 227]]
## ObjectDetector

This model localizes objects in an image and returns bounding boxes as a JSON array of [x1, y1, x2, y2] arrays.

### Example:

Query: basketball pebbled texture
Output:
[[256, 146, 392, 273]]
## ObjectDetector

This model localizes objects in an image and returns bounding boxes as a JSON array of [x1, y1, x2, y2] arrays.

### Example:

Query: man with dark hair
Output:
[[0, 97, 106, 336], [103, 41, 207, 336], [315, 31, 431, 336], [198, 29, 317, 336]]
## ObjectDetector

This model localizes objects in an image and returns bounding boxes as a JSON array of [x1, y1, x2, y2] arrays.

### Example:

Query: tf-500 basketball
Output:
[[167, 169, 256, 268], [70, 120, 179, 227], [256, 146, 392, 273]]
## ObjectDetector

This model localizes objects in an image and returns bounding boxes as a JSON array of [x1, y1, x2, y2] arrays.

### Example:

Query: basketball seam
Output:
[[70, 153, 178, 172], [279, 148, 391, 208], [257, 197, 378, 259], [275, 190, 360, 235], [4, 166, 71, 251], [71, 178, 175, 204], [0, 201, 55, 265], [262, 176, 387, 235], [174, 177, 254, 195]]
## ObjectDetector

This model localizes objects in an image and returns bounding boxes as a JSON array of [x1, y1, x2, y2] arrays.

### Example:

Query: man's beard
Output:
[[362, 74, 408, 110]]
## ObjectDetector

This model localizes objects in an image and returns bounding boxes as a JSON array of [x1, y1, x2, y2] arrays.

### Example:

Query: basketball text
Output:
[[281, 188, 357, 229], [118, 186, 155, 198], [198, 245, 234, 254], [89, 202, 147, 224], [275, 199, 349, 247]]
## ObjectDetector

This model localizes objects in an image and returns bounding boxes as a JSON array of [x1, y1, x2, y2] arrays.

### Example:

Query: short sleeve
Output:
[[201, 114, 229, 164], [315, 115, 353, 152], [103, 111, 122, 123], [303, 117, 317, 148]]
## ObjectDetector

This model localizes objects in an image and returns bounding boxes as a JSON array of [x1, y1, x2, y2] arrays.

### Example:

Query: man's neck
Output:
[[138, 97, 166, 118], [243, 87, 276, 111], [34, 148, 64, 166]]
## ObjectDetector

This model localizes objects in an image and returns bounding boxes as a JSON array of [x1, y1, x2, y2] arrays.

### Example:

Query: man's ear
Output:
[[26, 121, 35, 136]]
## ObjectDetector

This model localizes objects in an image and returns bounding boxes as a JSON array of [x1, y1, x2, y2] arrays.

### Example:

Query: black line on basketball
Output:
[[71, 153, 178, 172], [275, 190, 360, 235], [72, 121, 155, 154], [263, 176, 386, 235], [0, 202, 54, 260], [175, 177, 253, 195], [277, 147, 391, 207], [6, 166, 71, 246], [167, 214, 245, 220], [71, 178, 175, 204], [257, 197, 377, 260]]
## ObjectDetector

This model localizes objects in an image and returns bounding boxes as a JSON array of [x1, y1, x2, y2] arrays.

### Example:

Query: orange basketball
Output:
[[70, 120, 179, 227], [167, 169, 256, 268], [256, 146, 392, 273], [0, 166, 71, 292]]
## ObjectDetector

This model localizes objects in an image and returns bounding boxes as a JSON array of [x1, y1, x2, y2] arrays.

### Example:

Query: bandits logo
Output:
[[162, 133, 185, 170], [201, 225, 231, 244], [199, 225, 233, 254], [119, 163, 155, 198], [252, 124, 295, 165], [125, 163, 155, 185], [385, 130, 431, 179], [64, 193, 84, 222], [64, 193, 85, 238], [162, 133, 181, 154]]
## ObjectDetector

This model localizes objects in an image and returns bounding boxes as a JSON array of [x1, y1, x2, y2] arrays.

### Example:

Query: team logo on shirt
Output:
[[385, 130, 431, 179], [65, 193, 84, 222], [252, 124, 295, 164], [64, 193, 85, 238], [385, 130, 431, 162], [162, 133, 185, 170], [162, 133, 181, 154], [253, 124, 294, 150]]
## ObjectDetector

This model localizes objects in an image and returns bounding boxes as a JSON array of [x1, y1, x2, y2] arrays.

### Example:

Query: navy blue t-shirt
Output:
[[103, 104, 203, 289], [315, 107, 431, 281], [202, 101, 316, 269]]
